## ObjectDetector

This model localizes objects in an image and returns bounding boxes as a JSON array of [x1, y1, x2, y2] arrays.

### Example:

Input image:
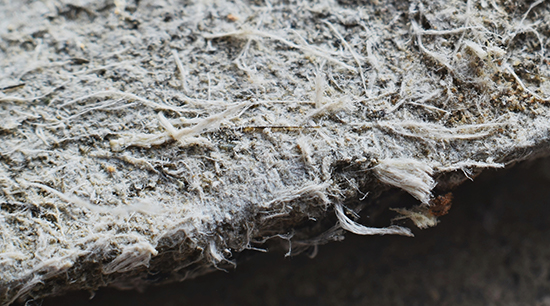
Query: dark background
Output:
[[28, 158, 550, 305]]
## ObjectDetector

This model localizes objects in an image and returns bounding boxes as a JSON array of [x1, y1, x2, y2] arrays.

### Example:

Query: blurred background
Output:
[[27, 157, 550, 305]]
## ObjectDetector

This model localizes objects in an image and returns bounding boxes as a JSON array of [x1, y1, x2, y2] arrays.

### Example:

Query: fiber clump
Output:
[[0, 0, 549, 303]]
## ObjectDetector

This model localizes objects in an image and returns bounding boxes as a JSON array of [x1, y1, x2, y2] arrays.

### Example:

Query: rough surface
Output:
[[39, 157, 550, 305], [1, 0, 549, 303]]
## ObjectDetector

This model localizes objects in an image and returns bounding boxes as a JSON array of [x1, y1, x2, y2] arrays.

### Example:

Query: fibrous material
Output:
[[0, 0, 549, 303]]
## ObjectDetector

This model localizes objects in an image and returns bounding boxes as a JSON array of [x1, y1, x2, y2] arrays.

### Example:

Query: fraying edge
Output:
[[103, 242, 158, 274], [374, 158, 436, 204], [334, 203, 413, 237], [391, 206, 439, 229]]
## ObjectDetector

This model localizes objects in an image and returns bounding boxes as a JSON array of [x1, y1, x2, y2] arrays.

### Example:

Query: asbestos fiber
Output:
[[0, 0, 549, 303]]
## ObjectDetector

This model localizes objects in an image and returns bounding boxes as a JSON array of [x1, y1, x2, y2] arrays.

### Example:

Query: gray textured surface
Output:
[[37, 157, 550, 305], [1, 0, 550, 303]]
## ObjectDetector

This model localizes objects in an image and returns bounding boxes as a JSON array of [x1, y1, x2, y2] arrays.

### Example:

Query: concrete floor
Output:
[[27, 157, 550, 305]]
